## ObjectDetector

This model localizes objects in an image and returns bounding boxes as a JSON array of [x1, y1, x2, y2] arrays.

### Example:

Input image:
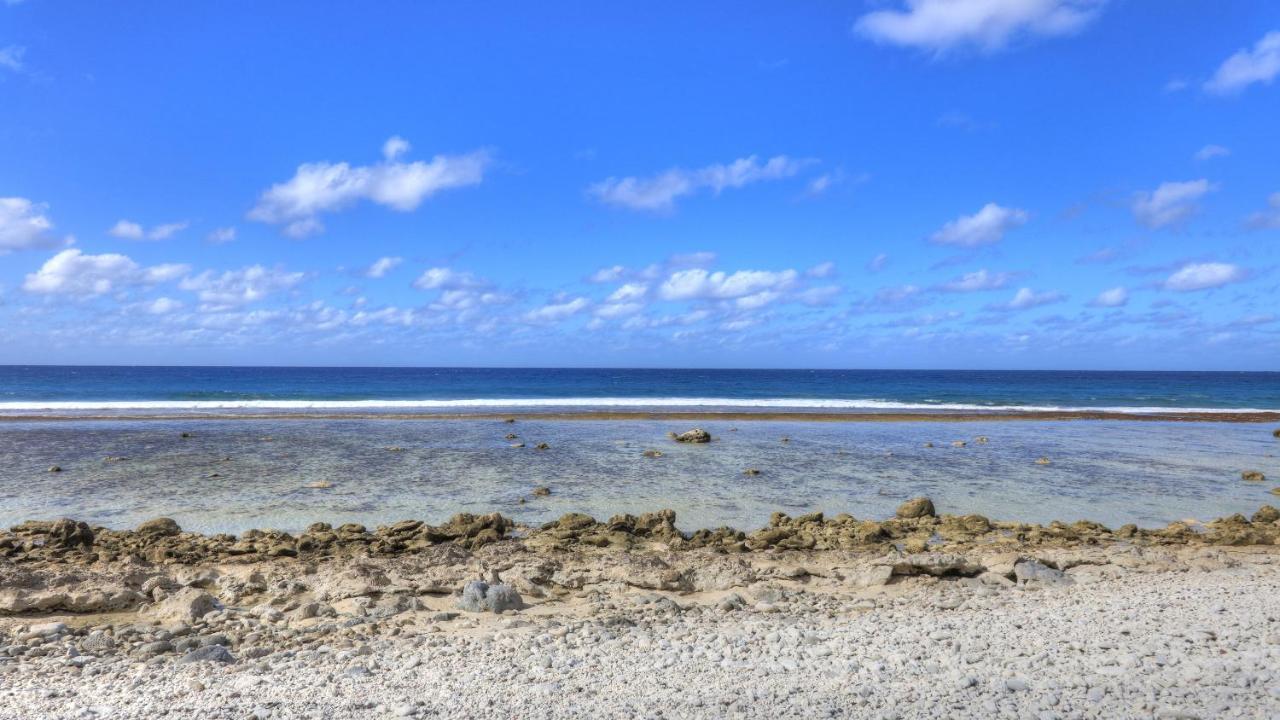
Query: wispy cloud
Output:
[[178, 266, 305, 308], [1245, 192, 1280, 230], [1132, 179, 1214, 229], [937, 268, 1015, 292], [1163, 262, 1245, 292], [854, 0, 1107, 54], [929, 203, 1029, 247], [363, 256, 403, 279], [0, 45, 25, 73], [588, 155, 812, 212], [249, 137, 490, 237], [1193, 144, 1230, 161], [109, 219, 190, 241], [988, 287, 1065, 311], [1204, 31, 1280, 95]]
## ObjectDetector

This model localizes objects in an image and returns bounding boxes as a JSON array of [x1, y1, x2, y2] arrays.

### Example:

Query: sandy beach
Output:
[[3, 501, 1279, 718]]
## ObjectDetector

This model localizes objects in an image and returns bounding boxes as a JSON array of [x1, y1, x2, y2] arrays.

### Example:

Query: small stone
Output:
[[642, 450, 663, 458], [1035, 457, 1051, 465], [896, 497, 936, 519], [457, 581, 523, 613], [47, 465, 62, 473], [504, 433, 518, 440], [743, 468, 761, 476], [535, 442, 550, 450], [532, 486, 551, 497], [1241, 470, 1266, 482], [180, 432, 192, 438]]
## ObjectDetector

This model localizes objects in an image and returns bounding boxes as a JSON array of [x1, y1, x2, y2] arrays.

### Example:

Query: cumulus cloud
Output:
[[1194, 144, 1230, 161], [607, 283, 648, 303], [1204, 31, 1280, 95], [1163, 262, 1245, 292], [937, 268, 1014, 292], [108, 219, 189, 241], [249, 138, 490, 237], [930, 203, 1029, 247], [524, 296, 590, 322], [23, 249, 189, 297], [1132, 180, 1214, 229], [1245, 192, 1280, 230], [854, 0, 1106, 54], [589, 155, 811, 212], [0, 197, 66, 253], [658, 268, 798, 301], [178, 266, 305, 307], [206, 227, 237, 244], [990, 287, 1065, 311], [1089, 286, 1128, 308], [364, 256, 403, 279]]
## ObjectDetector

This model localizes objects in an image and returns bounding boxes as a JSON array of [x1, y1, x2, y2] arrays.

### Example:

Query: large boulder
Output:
[[151, 588, 219, 625], [136, 517, 183, 537], [895, 497, 936, 519], [457, 581, 523, 614], [670, 428, 711, 444], [1253, 505, 1280, 524]]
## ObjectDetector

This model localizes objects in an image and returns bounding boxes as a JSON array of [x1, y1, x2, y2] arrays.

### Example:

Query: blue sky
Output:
[[1, 1, 1278, 369]]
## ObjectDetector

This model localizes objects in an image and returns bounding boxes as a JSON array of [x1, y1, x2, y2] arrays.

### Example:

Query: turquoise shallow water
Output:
[[0, 418, 1276, 534]]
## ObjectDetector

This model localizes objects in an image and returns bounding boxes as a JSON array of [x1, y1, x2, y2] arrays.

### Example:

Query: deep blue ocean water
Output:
[[1, 366, 1279, 412]]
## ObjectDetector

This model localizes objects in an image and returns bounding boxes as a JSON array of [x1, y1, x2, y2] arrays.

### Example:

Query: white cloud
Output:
[[178, 266, 305, 307], [23, 249, 189, 297], [364, 256, 403, 279], [1245, 192, 1280, 230], [993, 287, 1065, 311], [930, 203, 1029, 246], [867, 253, 889, 272], [524, 297, 589, 322], [797, 285, 841, 306], [108, 220, 144, 239], [207, 227, 237, 244], [1194, 144, 1230, 161], [0, 45, 24, 73], [658, 268, 798, 301], [1132, 179, 1214, 228], [249, 138, 490, 236], [0, 197, 65, 253], [412, 267, 487, 291], [588, 265, 627, 283], [144, 297, 183, 315], [607, 282, 648, 302], [109, 219, 189, 241], [382, 136, 410, 161], [938, 268, 1013, 292], [1204, 31, 1280, 95], [594, 302, 644, 319], [589, 155, 811, 212], [1163, 262, 1245, 292], [854, 0, 1106, 54], [1089, 286, 1128, 308], [806, 261, 836, 278]]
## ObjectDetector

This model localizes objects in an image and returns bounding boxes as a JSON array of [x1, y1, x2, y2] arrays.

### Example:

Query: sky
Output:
[[1, 1, 1279, 370]]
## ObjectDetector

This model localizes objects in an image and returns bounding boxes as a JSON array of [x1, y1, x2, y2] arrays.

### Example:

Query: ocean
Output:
[[2, 366, 1279, 412], [1, 366, 1277, 534]]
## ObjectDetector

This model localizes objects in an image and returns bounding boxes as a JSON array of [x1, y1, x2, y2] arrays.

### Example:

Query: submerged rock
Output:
[[457, 580, 523, 614], [642, 449, 663, 458], [670, 428, 711, 444], [1036, 457, 1052, 466], [532, 486, 551, 497], [896, 497, 936, 519]]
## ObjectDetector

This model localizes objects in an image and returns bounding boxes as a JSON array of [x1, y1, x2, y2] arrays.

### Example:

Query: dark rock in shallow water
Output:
[[532, 486, 551, 497], [743, 468, 761, 476], [642, 449, 663, 458], [1242, 470, 1266, 482], [896, 497, 936, 519], [457, 580, 523, 613], [670, 428, 711, 444], [535, 442, 550, 450], [47, 465, 61, 473]]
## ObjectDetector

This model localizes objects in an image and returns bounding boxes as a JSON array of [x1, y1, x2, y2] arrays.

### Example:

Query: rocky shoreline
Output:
[[2, 501, 1280, 717]]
